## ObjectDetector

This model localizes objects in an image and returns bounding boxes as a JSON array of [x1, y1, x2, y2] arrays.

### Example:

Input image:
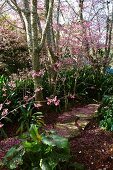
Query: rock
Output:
[[55, 122, 81, 138]]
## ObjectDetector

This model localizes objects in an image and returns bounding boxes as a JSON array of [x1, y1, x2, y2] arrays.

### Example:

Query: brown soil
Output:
[[70, 124, 113, 170]]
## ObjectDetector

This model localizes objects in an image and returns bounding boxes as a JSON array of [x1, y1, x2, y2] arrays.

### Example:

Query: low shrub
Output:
[[97, 95, 113, 131], [76, 65, 113, 102], [0, 75, 34, 136]]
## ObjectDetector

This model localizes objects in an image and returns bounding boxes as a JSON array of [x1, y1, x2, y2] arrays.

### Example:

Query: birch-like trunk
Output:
[[45, 0, 57, 64], [30, 0, 43, 102]]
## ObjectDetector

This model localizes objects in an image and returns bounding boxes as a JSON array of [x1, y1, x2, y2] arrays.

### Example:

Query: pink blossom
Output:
[[23, 96, 29, 101], [3, 93, 7, 96], [46, 96, 60, 106], [52, 96, 57, 102], [54, 100, 60, 106], [0, 123, 4, 128], [46, 97, 53, 105], [0, 104, 3, 110], [30, 70, 37, 78], [30, 69, 45, 78], [1, 108, 8, 118], [38, 69, 45, 77]]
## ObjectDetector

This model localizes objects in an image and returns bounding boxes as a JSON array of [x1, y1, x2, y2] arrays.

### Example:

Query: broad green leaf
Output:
[[49, 134, 69, 149], [42, 135, 55, 147], [4, 147, 17, 158], [4, 146, 24, 169]]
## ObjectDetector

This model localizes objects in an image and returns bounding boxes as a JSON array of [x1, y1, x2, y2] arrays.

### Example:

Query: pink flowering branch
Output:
[[46, 96, 60, 106]]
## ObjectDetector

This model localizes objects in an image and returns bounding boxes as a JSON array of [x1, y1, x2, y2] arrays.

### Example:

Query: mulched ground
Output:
[[1, 105, 113, 170], [70, 124, 113, 170]]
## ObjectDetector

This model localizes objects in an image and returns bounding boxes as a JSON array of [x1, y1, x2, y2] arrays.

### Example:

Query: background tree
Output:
[[1, 0, 113, 102], [5, 0, 54, 103]]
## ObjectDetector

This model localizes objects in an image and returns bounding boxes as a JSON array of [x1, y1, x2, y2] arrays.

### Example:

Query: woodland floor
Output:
[[1, 104, 113, 170]]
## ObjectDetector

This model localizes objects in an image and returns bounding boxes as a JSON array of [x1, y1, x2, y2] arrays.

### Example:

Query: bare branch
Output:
[[1, 15, 23, 30], [65, 0, 79, 17], [6, 0, 25, 29]]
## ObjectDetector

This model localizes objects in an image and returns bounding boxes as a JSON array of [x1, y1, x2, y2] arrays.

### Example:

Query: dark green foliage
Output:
[[0, 16, 31, 74], [0, 75, 34, 136], [76, 65, 113, 102], [0, 75, 34, 113], [97, 95, 113, 131], [42, 65, 113, 108]]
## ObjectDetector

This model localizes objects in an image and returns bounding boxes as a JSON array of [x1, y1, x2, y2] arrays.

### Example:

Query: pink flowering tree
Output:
[[1, 0, 113, 107]]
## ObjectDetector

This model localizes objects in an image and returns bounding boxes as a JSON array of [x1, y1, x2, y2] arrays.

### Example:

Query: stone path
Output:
[[46, 104, 100, 138]]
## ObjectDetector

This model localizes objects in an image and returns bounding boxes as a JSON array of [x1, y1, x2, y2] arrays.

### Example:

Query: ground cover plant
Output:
[[3, 124, 70, 170]]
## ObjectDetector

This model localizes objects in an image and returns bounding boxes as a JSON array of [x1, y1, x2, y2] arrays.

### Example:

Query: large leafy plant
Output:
[[3, 124, 70, 170]]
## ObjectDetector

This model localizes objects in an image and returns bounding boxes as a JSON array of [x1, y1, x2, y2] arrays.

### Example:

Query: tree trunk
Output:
[[30, 0, 43, 102]]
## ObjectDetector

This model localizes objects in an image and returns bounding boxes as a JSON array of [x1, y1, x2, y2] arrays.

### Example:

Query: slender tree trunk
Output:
[[79, 0, 90, 63], [45, 0, 58, 95], [56, 0, 60, 55], [45, 0, 57, 63], [30, 0, 43, 102], [104, 1, 113, 70]]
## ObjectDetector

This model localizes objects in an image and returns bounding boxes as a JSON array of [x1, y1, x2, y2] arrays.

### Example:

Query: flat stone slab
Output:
[[46, 104, 100, 138], [55, 122, 81, 138]]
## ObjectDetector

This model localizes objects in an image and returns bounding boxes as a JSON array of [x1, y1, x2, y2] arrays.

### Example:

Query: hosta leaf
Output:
[[3, 146, 24, 169], [4, 147, 17, 158], [42, 135, 55, 147], [49, 134, 69, 149], [42, 133, 69, 149]]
